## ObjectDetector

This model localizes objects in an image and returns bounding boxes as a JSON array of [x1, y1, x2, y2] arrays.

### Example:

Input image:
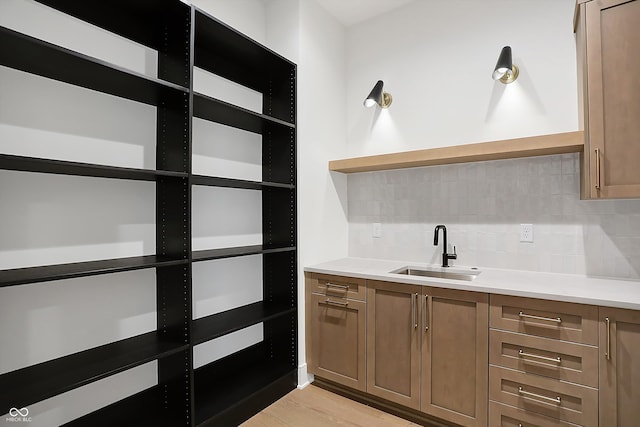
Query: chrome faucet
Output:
[[434, 224, 457, 267]]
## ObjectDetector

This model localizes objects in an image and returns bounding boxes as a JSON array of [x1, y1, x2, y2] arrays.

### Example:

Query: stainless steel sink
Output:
[[390, 266, 481, 281]]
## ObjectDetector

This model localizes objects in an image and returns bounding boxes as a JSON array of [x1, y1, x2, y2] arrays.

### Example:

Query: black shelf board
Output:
[[193, 92, 295, 134], [0, 26, 188, 107], [197, 371, 295, 427], [0, 332, 188, 411], [0, 154, 188, 181], [193, 8, 294, 94], [194, 345, 296, 426], [192, 245, 296, 263], [191, 174, 294, 190], [33, 0, 189, 53], [62, 385, 180, 427], [192, 302, 296, 345], [0, 255, 188, 287]]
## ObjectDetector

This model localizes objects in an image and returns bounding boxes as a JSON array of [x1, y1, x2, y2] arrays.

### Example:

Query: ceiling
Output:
[[314, 0, 415, 26]]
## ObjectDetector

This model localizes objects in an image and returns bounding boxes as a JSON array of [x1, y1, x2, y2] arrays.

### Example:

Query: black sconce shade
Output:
[[492, 46, 519, 84], [364, 80, 392, 108]]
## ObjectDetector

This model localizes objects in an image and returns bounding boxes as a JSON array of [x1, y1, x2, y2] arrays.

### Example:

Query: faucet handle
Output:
[[449, 245, 458, 260]]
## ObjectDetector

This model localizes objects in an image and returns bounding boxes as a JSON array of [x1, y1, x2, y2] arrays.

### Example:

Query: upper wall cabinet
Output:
[[575, 0, 640, 199]]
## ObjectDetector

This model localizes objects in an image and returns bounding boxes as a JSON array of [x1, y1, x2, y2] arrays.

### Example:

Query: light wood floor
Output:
[[241, 384, 422, 427]]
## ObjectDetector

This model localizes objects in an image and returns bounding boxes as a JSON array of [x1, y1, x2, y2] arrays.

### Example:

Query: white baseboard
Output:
[[297, 363, 314, 389]]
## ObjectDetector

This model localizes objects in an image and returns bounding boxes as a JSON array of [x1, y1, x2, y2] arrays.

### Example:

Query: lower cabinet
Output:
[[489, 294, 599, 427], [366, 280, 422, 409], [422, 287, 488, 427], [306, 274, 640, 426], [599, 307, 640, 426], [366, 280, 488, 426], [308, 293, 366, 391], [306, 273, 367, 391]]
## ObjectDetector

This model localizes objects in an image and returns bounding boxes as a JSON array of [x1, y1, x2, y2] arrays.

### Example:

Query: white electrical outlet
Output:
[[520, 224, 533, 242], [372, 223, 382, 238]]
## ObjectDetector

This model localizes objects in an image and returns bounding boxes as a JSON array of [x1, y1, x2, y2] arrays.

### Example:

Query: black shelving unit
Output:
[[0, 1, 296, 426]]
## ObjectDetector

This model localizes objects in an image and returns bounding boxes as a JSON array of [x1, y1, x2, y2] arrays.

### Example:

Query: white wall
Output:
[[343, 0, 640, 281], [346, 0, 578, 156], [296, 0, 349, 385]]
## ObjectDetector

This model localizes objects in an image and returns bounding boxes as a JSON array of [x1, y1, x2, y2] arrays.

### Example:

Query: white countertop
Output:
[[304, 257, 640, 310]]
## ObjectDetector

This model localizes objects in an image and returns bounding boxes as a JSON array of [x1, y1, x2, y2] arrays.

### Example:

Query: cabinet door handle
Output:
[[423, 294, 429, 331], [412, 293, 418, 329], [518, 387, 561, 405], [518, 349, 561, 364], [518, 311, 562, 324], [605, 316, 611, 360], [325, 299, 348, 307], [595, 148, 601, 189]]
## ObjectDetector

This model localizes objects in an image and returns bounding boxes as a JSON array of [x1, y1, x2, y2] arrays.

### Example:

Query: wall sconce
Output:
[[492, 46, 519, 84], [364, 80, 392, 108]]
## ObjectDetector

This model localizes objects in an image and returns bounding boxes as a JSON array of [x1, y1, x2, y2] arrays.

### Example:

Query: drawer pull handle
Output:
[[518, 349, 561, 364], [326, 283, 349, 291], [518, 311, 562, 324], [325, 299, 348, 307], [518, 386, 561, 405]]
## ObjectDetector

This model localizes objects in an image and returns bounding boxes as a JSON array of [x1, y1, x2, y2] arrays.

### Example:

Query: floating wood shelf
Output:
[[329, 131, 584, 173]]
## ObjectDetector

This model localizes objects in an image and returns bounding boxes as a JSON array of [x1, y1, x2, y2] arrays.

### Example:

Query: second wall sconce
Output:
[[492, 46, 519, 84], [364, 80, 393, 108]]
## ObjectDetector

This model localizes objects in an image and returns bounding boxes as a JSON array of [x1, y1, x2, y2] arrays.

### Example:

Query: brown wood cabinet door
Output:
[[584, 0, 640, 198], [366, 280, 421, 410], [599, 307, 640, 426], [421, 287, 488, 427], [308, 293, 367, 391]]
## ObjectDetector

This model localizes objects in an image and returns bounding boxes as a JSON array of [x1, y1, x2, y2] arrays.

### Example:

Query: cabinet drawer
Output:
[[490, 329, 598, 388], [489, 366, 597, 427], [489, 401, 579, 427], [490, 295, 598, 345], [308, 273, 366, 301]]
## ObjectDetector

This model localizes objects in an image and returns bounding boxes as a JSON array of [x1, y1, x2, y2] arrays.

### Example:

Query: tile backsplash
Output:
[[347, 154, 640, 280]]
